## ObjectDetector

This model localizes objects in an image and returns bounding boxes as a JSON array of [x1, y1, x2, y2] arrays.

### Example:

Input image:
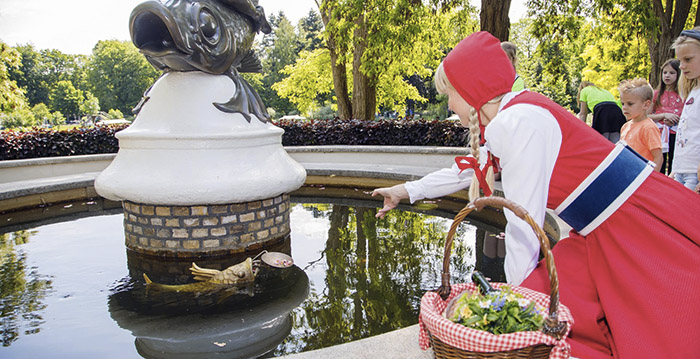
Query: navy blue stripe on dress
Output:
[[557, 145, 649, 233]]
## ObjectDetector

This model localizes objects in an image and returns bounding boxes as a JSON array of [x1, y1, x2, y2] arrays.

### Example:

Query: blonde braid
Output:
[[467, 99, 500, 201], [468, 107, 482, 201]]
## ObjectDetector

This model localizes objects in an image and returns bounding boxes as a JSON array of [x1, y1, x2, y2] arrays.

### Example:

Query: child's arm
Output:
[[647, 111, 680, 126], [578, 102, 588, 122], [651, 148, 663, 172]]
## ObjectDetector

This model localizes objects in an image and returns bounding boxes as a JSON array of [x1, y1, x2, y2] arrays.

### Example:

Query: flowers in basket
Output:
[[445, 275, 546, 335]]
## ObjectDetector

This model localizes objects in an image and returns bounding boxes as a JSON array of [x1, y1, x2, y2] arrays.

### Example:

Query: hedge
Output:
[[0, 125, 129, 160], [0, 119, 470, 161]]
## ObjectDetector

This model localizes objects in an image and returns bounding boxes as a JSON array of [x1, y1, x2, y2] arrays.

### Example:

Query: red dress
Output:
[[505, 92, 700, 358]]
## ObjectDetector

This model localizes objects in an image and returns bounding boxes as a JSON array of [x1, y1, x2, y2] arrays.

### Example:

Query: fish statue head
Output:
[[128, 0, 272, 122], [129, 0, 270, 75]]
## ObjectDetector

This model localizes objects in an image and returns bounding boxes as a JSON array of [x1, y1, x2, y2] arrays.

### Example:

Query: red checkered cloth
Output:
[[419, 282, 574, 359]]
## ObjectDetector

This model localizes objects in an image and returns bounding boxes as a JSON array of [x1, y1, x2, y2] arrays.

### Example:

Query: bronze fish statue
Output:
[[129, 0, 271, 123], [143, 257, 257, 292]]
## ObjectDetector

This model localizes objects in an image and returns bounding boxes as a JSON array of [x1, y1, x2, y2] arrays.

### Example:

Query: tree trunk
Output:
[[329, 46, 353, 120], [318, 1, 352, 120], [351, 14, 377, 122], [480, 0, 512, 41], [648, 0, 692, 88]]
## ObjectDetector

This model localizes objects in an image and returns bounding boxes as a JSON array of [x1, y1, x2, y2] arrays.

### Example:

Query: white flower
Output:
[[517, 298, 530, 307]]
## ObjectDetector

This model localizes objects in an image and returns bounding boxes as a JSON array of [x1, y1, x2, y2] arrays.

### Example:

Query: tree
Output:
[[0, 108, 36, 128], [107, 108, 124, 119], [9, 45, 88, 110], [299, 9, 325, 51], [272, 48, 334, 115], [8, 44, 44, 107], [31, 103, 65, 126], [480, 0, 512, 41], [49, 80, 83, 120], [80, 92, 100, 118], [87, 40, 159, 116], [316, 0, 475, 121], [526, 0, 695, 88], [259, 13, 303, 115], [0, 42, 27, 112]]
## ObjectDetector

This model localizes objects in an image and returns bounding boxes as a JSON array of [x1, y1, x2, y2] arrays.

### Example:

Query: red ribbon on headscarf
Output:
[[455, 155, 493, 197]]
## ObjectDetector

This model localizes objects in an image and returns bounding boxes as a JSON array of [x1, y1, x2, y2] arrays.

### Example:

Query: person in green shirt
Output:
[[577, 81, 627, 142], [501, 41, 525, 92]]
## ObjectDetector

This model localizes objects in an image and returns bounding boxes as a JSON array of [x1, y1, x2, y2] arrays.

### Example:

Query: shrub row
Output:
[[0, 119, 470, 160], [0, 125, 129, 160], [274, 118, 469, 147]]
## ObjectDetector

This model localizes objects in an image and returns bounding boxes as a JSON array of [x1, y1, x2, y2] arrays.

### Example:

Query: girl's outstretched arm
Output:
[[372, 185, 409, 219]]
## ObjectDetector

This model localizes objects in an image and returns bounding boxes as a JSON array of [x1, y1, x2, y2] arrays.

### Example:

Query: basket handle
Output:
[[436, 196, 567, 340]]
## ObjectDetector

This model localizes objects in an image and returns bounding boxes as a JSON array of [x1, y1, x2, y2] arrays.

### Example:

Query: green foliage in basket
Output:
[[447, 286, 546, 335]]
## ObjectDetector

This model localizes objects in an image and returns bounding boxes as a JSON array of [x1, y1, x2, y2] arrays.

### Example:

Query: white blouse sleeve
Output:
[[404, 164, 473, 203], [484, 102, 562, 285]]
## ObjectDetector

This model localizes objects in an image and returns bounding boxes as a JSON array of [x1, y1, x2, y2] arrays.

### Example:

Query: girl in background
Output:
[[648, 59, 682, 175], [672, 28, 700, 192], [577, 81, 627, 142], [501, 41, 525, 92]]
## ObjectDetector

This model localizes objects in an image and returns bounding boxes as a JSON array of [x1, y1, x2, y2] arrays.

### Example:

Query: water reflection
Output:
[[475, 229, 506, 283], [270, 204, 476, 354], [0, 230, 53, 346], [108, 265, 309, 359]]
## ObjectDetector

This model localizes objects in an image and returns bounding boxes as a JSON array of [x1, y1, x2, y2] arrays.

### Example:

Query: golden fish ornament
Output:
[[143, 257, 256, 292]]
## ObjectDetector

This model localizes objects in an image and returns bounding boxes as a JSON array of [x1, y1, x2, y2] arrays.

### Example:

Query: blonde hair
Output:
[[618, 78, 654, 101], [576, 81, 595, 102], [501, 42, 518, 68], [435, 62, 496, 201], [673, 26, 700, 98]]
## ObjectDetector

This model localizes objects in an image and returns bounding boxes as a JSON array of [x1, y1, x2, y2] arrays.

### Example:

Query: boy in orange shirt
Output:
[[619, 78, 663, 171]]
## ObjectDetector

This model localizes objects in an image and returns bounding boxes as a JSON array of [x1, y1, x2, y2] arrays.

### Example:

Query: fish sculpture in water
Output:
[[143, 257, 257, 292], [129, 0, 271, 123]]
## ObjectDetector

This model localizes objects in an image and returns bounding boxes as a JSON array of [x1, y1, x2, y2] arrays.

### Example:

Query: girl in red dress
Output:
[[374, 31, 700, 358]]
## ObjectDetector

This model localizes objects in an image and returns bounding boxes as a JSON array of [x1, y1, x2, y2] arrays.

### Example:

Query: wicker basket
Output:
[[426, 196, 568, 359]]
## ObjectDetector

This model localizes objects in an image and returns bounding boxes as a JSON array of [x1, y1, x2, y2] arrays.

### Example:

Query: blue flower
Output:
[[491, 296, 506, 311]]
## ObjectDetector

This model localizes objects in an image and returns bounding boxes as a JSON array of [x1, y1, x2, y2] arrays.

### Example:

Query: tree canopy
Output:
[[0, 42, 26, 113], [87, 40, 159, 117], [3, 1, 698, 127]]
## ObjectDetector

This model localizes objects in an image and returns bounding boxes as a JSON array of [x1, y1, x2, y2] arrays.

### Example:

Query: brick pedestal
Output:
[[122, 194, 290, 258]]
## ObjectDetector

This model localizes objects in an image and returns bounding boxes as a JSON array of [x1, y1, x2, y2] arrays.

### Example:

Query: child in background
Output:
[[501, 42, 525, 91], [672, 28, 700, 192], [648, 59, 682, 175], [577, 81, 627, 142], [619, 78, 663, 171]]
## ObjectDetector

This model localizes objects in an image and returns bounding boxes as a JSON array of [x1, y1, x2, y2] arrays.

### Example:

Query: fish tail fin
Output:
[[143, 273, 153, 285]]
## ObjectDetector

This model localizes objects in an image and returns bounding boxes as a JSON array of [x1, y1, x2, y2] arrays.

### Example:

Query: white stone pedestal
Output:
[[95, 71, 306, 205]]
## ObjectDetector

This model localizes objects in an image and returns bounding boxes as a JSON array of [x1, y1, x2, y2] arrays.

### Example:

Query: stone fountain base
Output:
[[94, 72, 306, 257], [122, 194, 290, 258]]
